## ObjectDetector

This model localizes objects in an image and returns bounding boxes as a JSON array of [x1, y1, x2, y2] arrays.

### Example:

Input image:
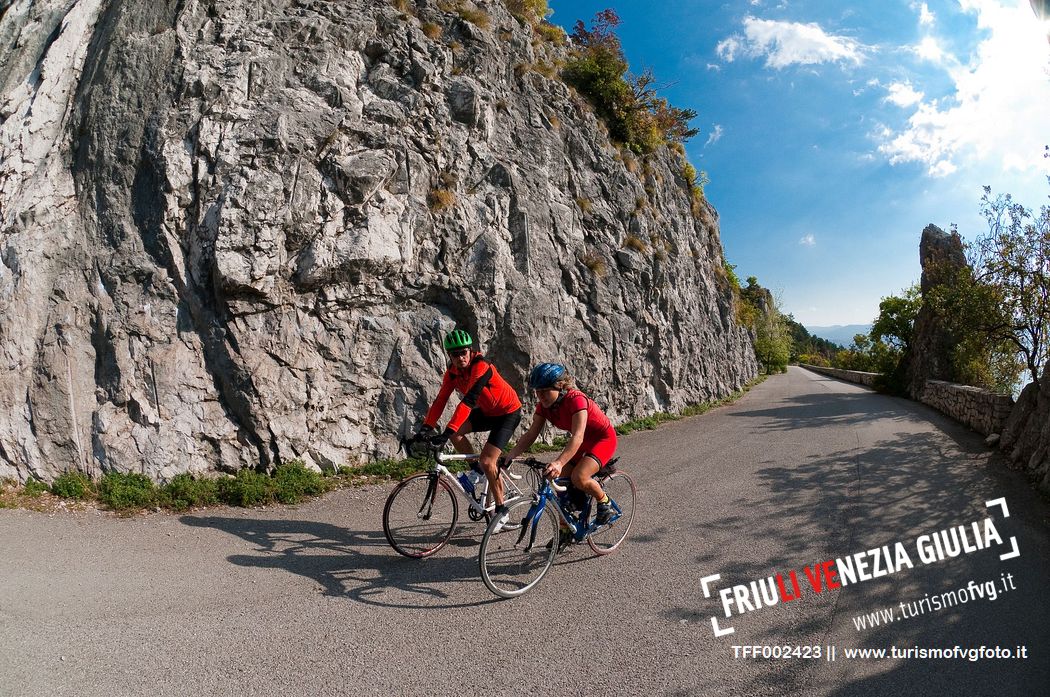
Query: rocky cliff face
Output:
[[1001, 369, 1050, 494], [905, 224, 967, 399], [0, 0, 757, 482]]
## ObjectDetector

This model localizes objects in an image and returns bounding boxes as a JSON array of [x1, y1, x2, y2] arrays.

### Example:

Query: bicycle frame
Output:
[[419, 450, 522, 518], [516, 474, 623, 549]]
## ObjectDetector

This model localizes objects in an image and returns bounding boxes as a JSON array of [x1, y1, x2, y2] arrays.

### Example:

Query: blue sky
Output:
[[549, 1, 1050, 327]]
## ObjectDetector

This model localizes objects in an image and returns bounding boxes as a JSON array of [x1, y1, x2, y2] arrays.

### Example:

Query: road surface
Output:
[[2, 366, 1048, 696]]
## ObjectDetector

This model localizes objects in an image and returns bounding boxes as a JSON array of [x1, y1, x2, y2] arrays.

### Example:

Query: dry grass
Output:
[[581, 251, 607, 277], [421, 22, 442, 39], [548, 114, 561, 129], [458, 7, 491, 30], [428, 188, 456, 212], [536, 22, 565, 44], [624, 234, 647, 253], [576, 197, 593, 214]]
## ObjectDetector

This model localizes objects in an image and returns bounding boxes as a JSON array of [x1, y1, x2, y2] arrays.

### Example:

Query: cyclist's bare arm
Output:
[[505, 412, 546, 460], [547, 410, 587, 475]]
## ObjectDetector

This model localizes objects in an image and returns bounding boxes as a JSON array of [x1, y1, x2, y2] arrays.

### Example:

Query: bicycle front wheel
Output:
[[383, 472, 459, 558], [479, 497, 558, 598], [587, 471, 636, 555]]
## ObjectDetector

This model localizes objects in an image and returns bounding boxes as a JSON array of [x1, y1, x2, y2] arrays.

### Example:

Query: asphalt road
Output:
[[2, 366, 1049, 696]]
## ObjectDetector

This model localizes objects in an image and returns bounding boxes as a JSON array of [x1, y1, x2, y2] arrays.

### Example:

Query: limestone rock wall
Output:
[[905, 223, 968, 398], [1001, 370, 1050, 494], [0, 0, 758, 482]]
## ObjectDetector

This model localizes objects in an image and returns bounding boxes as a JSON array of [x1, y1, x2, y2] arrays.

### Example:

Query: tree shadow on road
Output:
[[662, 382, 1050, 695]]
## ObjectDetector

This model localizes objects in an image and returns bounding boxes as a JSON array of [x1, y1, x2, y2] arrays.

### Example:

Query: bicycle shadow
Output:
[[179, 514, 504, 610]]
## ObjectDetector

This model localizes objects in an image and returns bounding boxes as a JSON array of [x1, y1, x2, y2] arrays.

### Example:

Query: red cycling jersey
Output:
[[536, 389, 613, 439], [424, 354, 521, 434], [536, 389, 617, 466]]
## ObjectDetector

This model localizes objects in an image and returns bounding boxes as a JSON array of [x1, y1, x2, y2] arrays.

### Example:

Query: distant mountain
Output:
[[806, 325, 873, 347]]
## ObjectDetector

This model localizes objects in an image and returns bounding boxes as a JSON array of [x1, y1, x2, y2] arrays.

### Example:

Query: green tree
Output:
[[562, 10, 697, 154], [967, 182, 1050, 385], [870, 284, 921, 352]]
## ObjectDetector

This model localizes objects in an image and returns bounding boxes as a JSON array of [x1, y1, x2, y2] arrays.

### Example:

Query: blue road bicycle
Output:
[[478, 457, 636, 598]]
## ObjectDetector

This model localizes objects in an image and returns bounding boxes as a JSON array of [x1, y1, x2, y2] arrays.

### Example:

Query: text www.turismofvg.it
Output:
[[851, 572, 1017, 631]]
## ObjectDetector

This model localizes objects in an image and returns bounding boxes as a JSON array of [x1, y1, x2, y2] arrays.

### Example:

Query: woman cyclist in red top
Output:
[[503, 362, 617, 527], [417, 329, 522, 516]]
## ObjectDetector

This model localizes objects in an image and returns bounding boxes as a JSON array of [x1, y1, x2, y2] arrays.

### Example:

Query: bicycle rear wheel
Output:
[[587, 471, 636, 555], [479, 497, 558, 598], [383, 472, 459, 558]]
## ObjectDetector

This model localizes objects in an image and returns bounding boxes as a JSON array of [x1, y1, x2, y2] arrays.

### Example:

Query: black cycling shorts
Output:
[[463, 408, 522, 451]]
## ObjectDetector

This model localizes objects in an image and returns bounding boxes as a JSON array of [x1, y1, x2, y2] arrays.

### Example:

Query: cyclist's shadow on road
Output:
[[179, 515, 502, 609]]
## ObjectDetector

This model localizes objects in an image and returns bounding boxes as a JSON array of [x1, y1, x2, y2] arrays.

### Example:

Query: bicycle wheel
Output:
[[383, 472, 459, 558], [587, 471, 636, 555], [479, 497, 558, 598]]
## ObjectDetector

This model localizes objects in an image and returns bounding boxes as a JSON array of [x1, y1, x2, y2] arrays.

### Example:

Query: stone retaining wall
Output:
[[798, 364, 878, 387], [920, 380, 1014, 437]]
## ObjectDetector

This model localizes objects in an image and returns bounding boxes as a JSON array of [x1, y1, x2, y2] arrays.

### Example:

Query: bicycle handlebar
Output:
[[513, 457, 567, 492]]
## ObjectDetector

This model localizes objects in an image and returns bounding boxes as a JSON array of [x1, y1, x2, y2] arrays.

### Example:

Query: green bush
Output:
[[351, 457, 430, 480], [272, 460, 329, 504], [99, 471, 158, 510], [216, 469, 275, 507], [23, 477, 48, 497], [563, 11, 696, 155], [51, 471, 94, 499], [159, 474, 219, 511]]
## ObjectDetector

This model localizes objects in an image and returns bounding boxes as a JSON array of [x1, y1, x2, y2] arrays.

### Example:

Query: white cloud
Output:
[[706, 63, 721, 71], [918, 2, 936, 26], [716, 36, 741, 62], [878, 0, 1050, 178], [705, 124, 724, 146], [717, 16, 867, 69], [799, 234, 816, 246], [884, 81, 924, 107], [914, 36, 948, 63]]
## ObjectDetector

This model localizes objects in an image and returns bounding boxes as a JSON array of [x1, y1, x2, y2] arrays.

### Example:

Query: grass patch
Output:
[[216, 469, 275, 508], [51, 471, 93, 499], [159, 474, 219, 511], [23, 477, 48, 497], [272, 460, 330, 504], [99, 472, 158, 511]]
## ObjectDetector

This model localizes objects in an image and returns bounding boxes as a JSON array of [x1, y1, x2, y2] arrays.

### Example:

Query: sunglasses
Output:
[[449, 348, 470, 357]]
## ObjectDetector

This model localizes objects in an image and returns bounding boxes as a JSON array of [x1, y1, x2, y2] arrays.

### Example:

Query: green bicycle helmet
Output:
[[443, 329, 474, 352]]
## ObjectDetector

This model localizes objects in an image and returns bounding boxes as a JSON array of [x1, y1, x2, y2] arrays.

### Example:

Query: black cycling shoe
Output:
[[546, 528, 573, 553], [595, 500, 615, 526]]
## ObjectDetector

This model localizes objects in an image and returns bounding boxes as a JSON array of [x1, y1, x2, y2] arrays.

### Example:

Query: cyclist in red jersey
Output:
[[417, 329, 522, 516], [503, 362, 617, 528]]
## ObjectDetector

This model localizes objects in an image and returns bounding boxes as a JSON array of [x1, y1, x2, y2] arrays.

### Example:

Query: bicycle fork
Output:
[[416, 473, 440, 520]]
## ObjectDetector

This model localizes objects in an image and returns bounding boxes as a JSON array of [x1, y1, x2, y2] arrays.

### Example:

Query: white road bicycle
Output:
[[382, 436, 525, 559]]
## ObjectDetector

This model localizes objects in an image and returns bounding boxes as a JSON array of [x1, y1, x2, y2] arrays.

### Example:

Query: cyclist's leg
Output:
[[450, 419, 476, 455], [566, 454, 604, 501], [478, 409, 522, 507]]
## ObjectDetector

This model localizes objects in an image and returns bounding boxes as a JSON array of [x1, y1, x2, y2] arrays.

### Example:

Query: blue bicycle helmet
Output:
[[528, 362, 566, 389]]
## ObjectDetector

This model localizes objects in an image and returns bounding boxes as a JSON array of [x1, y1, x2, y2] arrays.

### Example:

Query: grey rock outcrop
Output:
[[0, 0, 757, 483], [1001, 369, 1050, 494], [905, 224, 967, 398]]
